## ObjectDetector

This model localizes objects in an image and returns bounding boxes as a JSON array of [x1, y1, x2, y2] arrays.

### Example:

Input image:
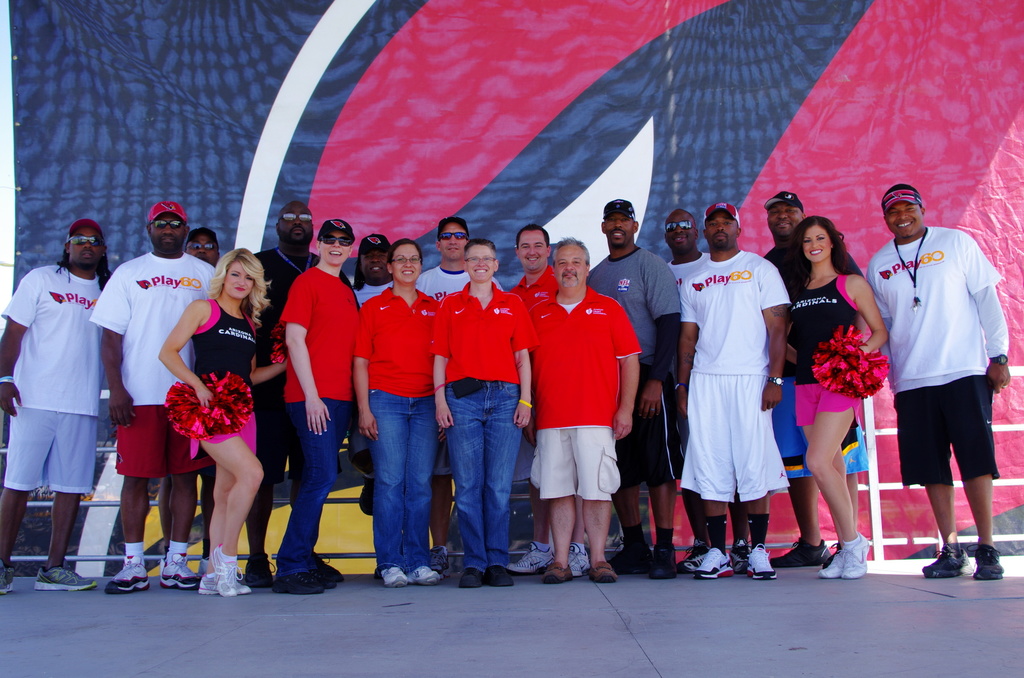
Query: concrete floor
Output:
[[3, 558, 1022, 678]]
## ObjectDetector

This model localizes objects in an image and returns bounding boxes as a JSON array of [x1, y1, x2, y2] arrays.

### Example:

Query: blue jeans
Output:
[[367, 390, 437, 571], [278, 398, 352, 576], [444, 381, 520, 571]]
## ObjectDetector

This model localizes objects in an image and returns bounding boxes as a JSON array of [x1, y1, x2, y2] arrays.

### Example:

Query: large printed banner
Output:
[[9, 0, 1024, 558]]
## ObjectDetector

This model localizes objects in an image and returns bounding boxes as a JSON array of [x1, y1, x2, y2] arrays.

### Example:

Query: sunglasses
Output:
[[665, 220, 695, 232], [438, 232, 469, 240], [319, 236, 354, 246], [150, 219, 186, 230], [281, 213, 313, 222], [67, 235, 105, 246], [391, 256, 422, 265], [186, 242, 217, 250]]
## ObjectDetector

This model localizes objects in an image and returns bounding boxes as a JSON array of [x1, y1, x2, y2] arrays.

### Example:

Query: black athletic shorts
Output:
[[616, 362, 684, 489]]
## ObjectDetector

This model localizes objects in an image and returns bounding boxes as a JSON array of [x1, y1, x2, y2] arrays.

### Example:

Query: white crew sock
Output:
[[124, 542, 145, 560]]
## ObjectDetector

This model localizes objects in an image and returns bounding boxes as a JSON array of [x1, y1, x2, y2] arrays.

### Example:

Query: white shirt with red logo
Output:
[[417, 266, 502, 302], [2, 266, 103, 415], [678, 250, 789, 376], [91, 253, 213, 405], [867, 227, 1001, 392], [668, 253, 707, 292]]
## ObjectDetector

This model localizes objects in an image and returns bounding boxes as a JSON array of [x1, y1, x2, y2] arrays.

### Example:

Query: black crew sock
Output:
[[706, 515, 728, 552], [655, 527, 673, 549], [622, 523, 646, 546], [748, 513, 770, 548]]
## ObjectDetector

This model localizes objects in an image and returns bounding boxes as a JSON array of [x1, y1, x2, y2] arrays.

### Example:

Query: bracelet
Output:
[[434, 383, 446, 394], [0, 376, 13, 385], [518, 399, 533, 408], [675, 382, 687, 389]]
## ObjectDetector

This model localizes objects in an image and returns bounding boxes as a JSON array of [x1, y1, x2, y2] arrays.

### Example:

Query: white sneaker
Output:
[[104, 556, 149, 594], [429, 546, 449, 577], [198, 573, 219, 595], [568, 543, 590, 577], [508, 542, 553, 574], [408, 565, 441, 586], [747, 545, 777, 580], [841, 537, 870, 580], [381, 566, 408, 588], [818, 549, 847, 579], [161, 553, 201, 590], [212, 547, 251, 597], [694, 547, 733, 579]]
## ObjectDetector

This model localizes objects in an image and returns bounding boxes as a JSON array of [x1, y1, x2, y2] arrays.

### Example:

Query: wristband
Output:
[[0, 376, 14, 385], [434, 383, 446, 394], [518, 400, 533, 408], [675, 382, 687, 389]]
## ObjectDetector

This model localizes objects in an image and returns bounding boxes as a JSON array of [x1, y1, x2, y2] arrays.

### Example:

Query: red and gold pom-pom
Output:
[[270, 321, 287, 364], [811, 326, 890, 399], [165, 372, 254, 440]]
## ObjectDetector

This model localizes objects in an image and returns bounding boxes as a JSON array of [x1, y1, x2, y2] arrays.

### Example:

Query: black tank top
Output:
[[192, 300, 256, 385], [789, 276, 858, 385]]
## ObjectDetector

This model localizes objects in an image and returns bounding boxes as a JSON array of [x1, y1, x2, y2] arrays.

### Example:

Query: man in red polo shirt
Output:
[[529, 237, 640, 584]]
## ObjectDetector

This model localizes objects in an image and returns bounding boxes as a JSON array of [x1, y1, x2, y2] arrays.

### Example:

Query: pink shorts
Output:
[[795, 383, 863, 427], [189, 415, 257, 460]]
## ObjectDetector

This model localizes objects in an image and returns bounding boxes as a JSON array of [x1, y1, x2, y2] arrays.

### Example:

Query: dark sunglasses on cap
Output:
[[150, 219, 186, 230], [438, 232, 469, 240], [186, 242, 217, 250], [281, 213, 313, 222], [67, 235, 105, 246], [319, 236, 354, 246], [665, 220, 695, 232]]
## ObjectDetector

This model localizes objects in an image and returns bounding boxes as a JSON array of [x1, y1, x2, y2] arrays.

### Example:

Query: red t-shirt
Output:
[[510, 266, 559, 311], [530, 287, 640, 429], [431, 283, 538, 384], [354, 288, 438, 398], [281, 267, 359, 403]]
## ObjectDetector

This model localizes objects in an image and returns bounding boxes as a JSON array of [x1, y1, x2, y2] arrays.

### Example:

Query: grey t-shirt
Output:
[[588, 247, 678, 365]]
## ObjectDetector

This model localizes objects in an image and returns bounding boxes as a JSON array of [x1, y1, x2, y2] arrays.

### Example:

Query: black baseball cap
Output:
[[358, 233, 391, 256], [764, 191, 804, 211], [317, 219, 355, 243], [603, 199, 635, 220]]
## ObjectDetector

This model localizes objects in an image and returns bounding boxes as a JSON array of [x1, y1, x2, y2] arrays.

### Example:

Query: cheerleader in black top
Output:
[[786, 217, 887, 579], [160, 248, 285, 596]]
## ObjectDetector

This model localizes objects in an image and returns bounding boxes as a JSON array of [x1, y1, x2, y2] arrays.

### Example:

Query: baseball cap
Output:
[[881, 184, 923, 212], [317, 219, 355, 243], [68, 218, 103, 238], [704, 202, 741, 227], [147, 200, 188, 222], [603, 199, 635, 220], [186, 227, 219, 245], [358, 233, 391, 257], [764, 191, 804, 212]]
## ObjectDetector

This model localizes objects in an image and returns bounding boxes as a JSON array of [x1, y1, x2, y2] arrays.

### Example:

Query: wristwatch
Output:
[[990, 355, 1008, 365], [766, 377, 783, 386]]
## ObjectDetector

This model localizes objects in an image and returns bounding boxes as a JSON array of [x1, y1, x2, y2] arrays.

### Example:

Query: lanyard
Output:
[[893, 228, 927, 311], [275, 247, 312, 275]]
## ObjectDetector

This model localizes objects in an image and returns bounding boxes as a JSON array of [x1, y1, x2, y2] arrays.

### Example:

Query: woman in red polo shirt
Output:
[[432, 238, 538, 589], [353, 239, 441, 588]]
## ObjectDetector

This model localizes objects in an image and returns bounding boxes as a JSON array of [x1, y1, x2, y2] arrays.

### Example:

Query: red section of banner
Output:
[[309, 0, 724, 241]]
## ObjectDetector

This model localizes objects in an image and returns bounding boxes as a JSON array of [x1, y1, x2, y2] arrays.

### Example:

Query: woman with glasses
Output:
[[159, 248, 283, 596], [273, 219, 360, 595], [353, 239, 441, 587], [785, 216, 887, 580], [432, 238, 538, 588]]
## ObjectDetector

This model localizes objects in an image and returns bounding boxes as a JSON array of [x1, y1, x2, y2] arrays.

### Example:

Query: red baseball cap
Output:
[[704, 202, 741, 227], [68, 218, 103, 237], [147, 200, 188, 222]]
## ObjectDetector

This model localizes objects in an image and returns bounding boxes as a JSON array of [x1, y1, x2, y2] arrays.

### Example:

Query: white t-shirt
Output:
[[2, 266, 103, 415], [90, 253, 213, 405], [416, 266, 501, 301], [679, 250, 790, 376], [355, 282, 392, 306], [867, 227, 1000, 393], [669, 253, 707, 293]]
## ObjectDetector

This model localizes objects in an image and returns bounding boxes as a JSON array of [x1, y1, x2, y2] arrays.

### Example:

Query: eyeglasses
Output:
[[186, 242, 217, 250], [281, 213, 313, 222], [391, 256, 422, 265], [319, 236, 354, 246], [465, 256, 496, 264], [67, 235, 105, 246], [150, 220, 186, 230], [438, 232, 469, 240], [665, 220, 694, 232]]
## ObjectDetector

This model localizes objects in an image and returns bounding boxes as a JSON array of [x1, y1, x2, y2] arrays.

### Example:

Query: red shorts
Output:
[[795, 383, 863, 427], [116, 405, 214, 478]]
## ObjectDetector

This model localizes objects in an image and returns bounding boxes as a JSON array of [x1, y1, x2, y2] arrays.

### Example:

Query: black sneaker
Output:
[[649, 545, 677, 579], [459, 567, 484, 588], [769, 539, 829, 568], [244, 553, 274, 588], [309, 567, 338, 589], [272, 571, 325, 595], [730, 539, 751, 575], [821, 542, 841, 569], [359, 477, 374, 516], [609, 541, 653, 575], [969, 544, 1003, 581], [314, 553, 344, 584], [922, 544, 972, 578], [677, 539, 710, 574], [482, 565, 514, 587]]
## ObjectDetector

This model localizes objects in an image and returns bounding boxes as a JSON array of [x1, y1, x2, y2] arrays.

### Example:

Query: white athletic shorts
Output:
[[532, 427, 620, 501], [681, 373, 788, 503], [4, 407, 97, 494]]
